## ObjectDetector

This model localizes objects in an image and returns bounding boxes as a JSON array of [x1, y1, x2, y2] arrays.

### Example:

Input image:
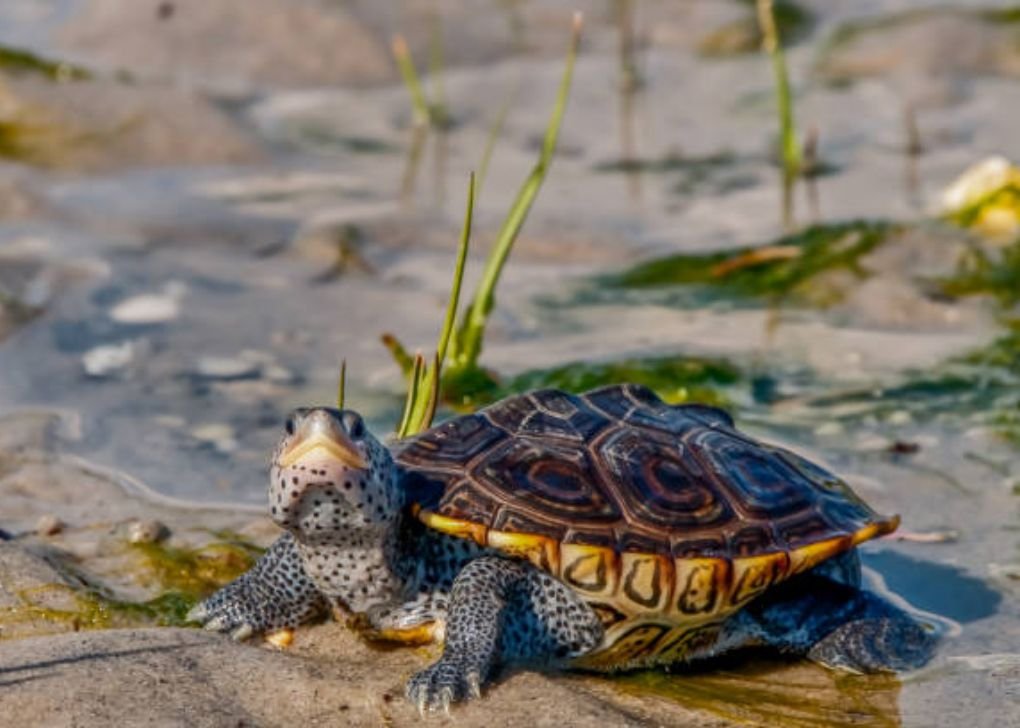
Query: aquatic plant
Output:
[[936, 238, 1020, 308], [756, 0, 801, 228], [803, 324, 1020, 445], [391, 32, 450, 130], [601, 220, 898, 306], [390, 172, 474, 437], [0, 46, 90, 81], [386, 14, 582, 423], [500, 355, 740, 408], [699, 0, 814, 57]]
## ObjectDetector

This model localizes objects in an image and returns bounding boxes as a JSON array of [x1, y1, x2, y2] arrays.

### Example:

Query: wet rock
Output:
[[124, 518, 169, 545], [82, 341, 136, 377], [55, 0, 394, 92], [189, 423, 239, 454], [0, 626, 709, 727], [109, 294, 179, 324], [193, 356, 260, 380], [0, 543, 82, 641], [5, 76, 263, 171], [816, 9, 1020, 100], [35, 515, 65, 537]]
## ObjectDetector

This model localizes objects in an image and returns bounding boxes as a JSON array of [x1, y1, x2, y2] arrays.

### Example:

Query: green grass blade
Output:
[[756, 0, 800, 227], [381, 333, 415, 376], [437, 172, 475, 364], [477, 79, 519, 194], [336, 359, 346, 409], [406, 174, 475, 433], [396, 353, 425, 438], [451, 12, 583, 370], [392, 34, 431, 127]]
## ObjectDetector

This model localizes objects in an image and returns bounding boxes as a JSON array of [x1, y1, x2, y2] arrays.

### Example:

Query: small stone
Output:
[[82, 341, 135, 377], [814, 421, 844, 437], [109, 294, 179, 324], [125, 519, 169, 544], [263, 364, 295, 384], [886, 410, 913, 426], [195, 356, 260, 380], [856, 435, 893, 452], [35, 515, 65, 537], [190, 423, 239, 454]]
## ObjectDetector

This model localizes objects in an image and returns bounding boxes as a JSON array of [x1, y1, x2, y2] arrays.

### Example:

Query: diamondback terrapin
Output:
[[189, 384, 936, 711]]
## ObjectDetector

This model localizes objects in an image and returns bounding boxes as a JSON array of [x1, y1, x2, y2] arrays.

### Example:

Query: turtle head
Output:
[[269, 407, 400, 540]]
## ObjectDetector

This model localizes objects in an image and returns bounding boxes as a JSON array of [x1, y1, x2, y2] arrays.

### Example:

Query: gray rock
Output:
[[0, 627, 684, 727], [194, 357, 260, 380], [0, 543, 82, 641]]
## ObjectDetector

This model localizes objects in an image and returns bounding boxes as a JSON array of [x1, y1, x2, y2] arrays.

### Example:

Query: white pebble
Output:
[[110, 294, 179, 324], [82, 341, 135, 376]]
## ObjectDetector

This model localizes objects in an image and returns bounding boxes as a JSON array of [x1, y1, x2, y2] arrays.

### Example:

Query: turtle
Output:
[[188, 384, 937, 711]]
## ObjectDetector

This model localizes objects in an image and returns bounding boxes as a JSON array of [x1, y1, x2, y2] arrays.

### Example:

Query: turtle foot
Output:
[[809, 616, 939, 673], [405, 657, 483, 715]]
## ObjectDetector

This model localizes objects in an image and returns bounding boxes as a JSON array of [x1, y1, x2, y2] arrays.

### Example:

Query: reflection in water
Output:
[[399, 124, 428, 206], [864, 550, 1000, 625], [614, 0, 643, 204], [613, 655, 901, 728]]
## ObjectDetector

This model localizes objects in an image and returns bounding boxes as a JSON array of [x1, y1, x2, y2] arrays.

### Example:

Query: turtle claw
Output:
[[185, 603, 209, 623], [230, 623, 254, 642], [203, 615, 229, 633], [405, 657, 483, 713]]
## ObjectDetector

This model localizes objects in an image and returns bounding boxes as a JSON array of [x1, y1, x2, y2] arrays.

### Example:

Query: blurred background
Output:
[[0, 2, 1018, 724]]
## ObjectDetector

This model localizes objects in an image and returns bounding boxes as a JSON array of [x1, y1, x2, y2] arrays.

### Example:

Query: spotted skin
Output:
[[187, 532, 325, 635], [190, 390, 937, 712], [406, 556, 604, 711]]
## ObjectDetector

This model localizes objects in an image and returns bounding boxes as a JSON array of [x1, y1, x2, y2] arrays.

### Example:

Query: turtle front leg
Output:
[[405, 556, 603, 713], [187, 533, 327, 639]]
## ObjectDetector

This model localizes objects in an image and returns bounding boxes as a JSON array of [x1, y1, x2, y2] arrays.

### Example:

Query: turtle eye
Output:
[[284, 408, 308, 436], [342, 411, 365, 440]]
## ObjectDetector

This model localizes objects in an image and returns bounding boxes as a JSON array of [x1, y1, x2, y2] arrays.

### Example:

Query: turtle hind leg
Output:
[[405, 556, 603, 713], [733, 573, 939, 673]]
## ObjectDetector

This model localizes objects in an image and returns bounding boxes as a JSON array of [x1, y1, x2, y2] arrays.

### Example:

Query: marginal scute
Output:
[[674, 558, 727, 615], [730, 552, 791, 606], [560, 543, 613, 593], [621, 553, 669, 610]]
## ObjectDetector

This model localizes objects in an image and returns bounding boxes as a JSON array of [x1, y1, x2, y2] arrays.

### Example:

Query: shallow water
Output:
[[0, 1, 1019, 725]]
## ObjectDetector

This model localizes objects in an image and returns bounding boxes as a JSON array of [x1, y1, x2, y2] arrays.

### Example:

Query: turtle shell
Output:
[[393, 384, 897, 665]]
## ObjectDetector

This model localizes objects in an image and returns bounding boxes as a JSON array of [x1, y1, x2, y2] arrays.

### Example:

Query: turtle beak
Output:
[[278, 410, 368, 470]]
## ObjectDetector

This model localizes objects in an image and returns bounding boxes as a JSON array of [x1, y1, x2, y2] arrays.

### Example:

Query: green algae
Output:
[[935, 239, 1020, 307], [130, 536, 261, 604], [0, 536, 262, 637], [504, 355, 740, 407], [613, 657, 900, 728], [805, 325, 1020, 444], [699, 0, 814, 57], [0, 46, 90, 82], [440, 354, 741, 411], [602, 220, 899, 307]]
